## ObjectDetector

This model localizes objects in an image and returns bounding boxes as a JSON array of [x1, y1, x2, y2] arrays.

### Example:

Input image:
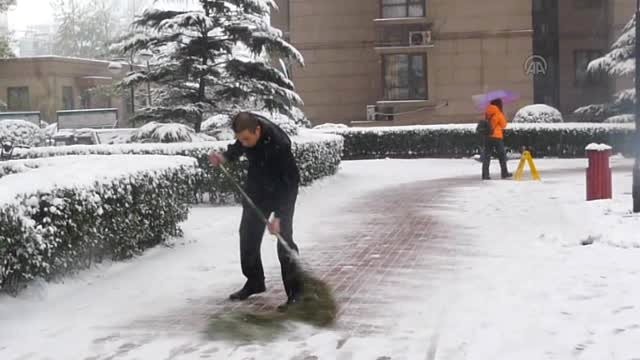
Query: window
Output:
[[80, 90, 91, 109], [62, 86, 74, 110], [7, 87, 30, 111], [575, 0, 603, 9], [381, 0, 425, 19], [575, 50, 604, 86], [533, 0, 553, 12], [383, 54, 427, 101]]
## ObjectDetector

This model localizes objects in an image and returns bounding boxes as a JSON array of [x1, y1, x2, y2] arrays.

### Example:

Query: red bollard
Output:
[[585, 143, 612, 201]]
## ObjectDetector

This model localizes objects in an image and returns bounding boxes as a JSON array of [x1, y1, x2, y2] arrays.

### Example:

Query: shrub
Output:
[[513, 104, 563, 123], [0, 119, 44, 147], [13, 131, 344, 204], [0, 155, 198, 293], [314, 123, 635, 160]]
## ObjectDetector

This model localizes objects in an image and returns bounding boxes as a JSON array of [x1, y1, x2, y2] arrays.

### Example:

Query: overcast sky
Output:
[[8, 0, 55, 31], [7, 0, 193, 32]]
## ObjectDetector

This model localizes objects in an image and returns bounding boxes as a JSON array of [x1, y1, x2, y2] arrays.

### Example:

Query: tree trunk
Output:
[[195, 5, 209, 134]]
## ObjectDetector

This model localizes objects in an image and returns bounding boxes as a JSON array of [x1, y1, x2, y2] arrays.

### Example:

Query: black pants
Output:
[[238, 194, 302, 299], [482, 138, 509, 179]]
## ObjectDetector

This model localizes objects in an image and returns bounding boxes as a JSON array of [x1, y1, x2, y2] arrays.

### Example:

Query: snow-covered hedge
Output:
[[513, 104, 563, 123], [12, 131, 344, 204], [314, 123, 635, 159], [0, 119, 44, 147], [604, 114, 634, 124], [131, 122, 204, 143], [201, 112, 301, 141], [0, 155, 198, 293]]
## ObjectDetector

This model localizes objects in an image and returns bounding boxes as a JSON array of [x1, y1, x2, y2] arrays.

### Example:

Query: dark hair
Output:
[[231, 112, 261, 133], [490, 98, 503, 111]]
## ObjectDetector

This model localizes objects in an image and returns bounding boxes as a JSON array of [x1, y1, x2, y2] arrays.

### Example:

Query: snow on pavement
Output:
[[1, 156, 638, 359], [425, 160, 640, 359], [0, 158, 480, 359]]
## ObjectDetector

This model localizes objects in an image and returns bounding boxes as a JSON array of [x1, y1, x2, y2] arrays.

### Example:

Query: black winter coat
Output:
[[223, 116, 300, 218]]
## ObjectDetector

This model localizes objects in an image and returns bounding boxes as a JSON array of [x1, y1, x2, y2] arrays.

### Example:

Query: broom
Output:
[[217, 163, 337, 326]]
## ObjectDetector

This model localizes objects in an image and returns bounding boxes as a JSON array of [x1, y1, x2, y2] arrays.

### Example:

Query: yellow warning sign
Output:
[[514, 151, 541, 181]]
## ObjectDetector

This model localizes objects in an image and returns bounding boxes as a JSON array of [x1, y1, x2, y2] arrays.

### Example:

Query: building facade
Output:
[[272, 0, 635, 126], [0, 56, 132, 125]]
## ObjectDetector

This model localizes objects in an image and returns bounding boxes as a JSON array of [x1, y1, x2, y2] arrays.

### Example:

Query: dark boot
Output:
[[277, 293, 303, 312], [229, 282, 266, 301]]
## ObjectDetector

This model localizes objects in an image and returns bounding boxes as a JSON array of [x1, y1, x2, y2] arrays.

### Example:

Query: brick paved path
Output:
[[206, 177, 477, 336], [127, 176, 476, 340]]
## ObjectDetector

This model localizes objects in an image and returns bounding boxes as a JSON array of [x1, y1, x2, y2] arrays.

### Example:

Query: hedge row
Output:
[[1, 134, 344, 293], [314, 123, 636, 159], [13, 131, 345, 204], [0, 155, 198, 293]]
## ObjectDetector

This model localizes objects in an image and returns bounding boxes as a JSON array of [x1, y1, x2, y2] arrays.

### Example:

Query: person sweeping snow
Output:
[[209, 112, 303, 311]]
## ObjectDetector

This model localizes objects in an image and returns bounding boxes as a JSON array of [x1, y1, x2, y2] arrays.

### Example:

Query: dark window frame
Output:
[[574, 49, 605, 87], [62, 86, 74, 110], [382, 53, 429, 101], [380, 0, 426, 19], [574, 0, 603, 9], [7, 86, 30, 111]]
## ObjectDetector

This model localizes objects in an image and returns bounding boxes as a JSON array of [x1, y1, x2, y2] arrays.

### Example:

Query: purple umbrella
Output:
[[472, 90, 520, 111]]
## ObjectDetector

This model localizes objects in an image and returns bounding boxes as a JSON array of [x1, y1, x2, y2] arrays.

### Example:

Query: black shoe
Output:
[[501, 172, 513, 179], [229, 283, 266, 301], [482, 176, 491, 180], [277, 294, 302, 312]]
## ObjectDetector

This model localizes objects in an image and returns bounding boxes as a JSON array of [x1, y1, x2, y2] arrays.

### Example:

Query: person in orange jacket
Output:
[[482, 98, 512, 180]]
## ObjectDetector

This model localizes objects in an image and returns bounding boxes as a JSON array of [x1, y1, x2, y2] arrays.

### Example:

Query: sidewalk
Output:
[[2, 158, 637, 359]]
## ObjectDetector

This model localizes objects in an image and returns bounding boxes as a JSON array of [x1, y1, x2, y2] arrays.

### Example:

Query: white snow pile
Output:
[[0, 155, 197, 206], [43, 122, 58, 138], [313, 123, 349, 130], [312, 122, 633, 135], [94, 129, 138, 144], [201, 114, 235, 141], [0, 119, 44, 147], [513, 104, 563, 123], [585, 143, 613, 151], [253, 110, 301, 136], [604, 114, 634, 123], [131, 122, 202, 143], [202, 111, 303, 140]]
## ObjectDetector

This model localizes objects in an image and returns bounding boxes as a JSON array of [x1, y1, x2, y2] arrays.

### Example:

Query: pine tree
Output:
[[114, 0, 304, 132], [0, 0, 15, 58], [0, 0, 15, 12], [575, 14, 636, 123]]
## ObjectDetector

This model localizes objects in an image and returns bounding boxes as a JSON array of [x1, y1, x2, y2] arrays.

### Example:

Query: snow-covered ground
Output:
[[0, 156, 638, 359]]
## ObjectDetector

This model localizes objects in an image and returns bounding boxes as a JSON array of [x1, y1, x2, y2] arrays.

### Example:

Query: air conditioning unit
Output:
[[366, 105, 376, 121], [409, 30, 432, 47]]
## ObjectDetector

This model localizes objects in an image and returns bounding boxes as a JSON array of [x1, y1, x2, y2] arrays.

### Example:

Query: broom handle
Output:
[[218, 163, 288, 245]]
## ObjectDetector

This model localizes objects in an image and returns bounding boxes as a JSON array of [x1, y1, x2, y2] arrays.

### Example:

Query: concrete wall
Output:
[[277, 0, 533, 126], [0, 57, 129, 124], [558, 0, 611, 115], [285, 0, 379, 125]]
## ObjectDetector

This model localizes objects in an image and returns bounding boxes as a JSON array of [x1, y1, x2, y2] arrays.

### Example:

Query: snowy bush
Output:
[[314, 123, 635, 159], [12, 132, 344, 204], [202, 111, 302, 139], [131, 122, 200, 143], [201, 114, 235, 141], [0, 155, 198, 293], [604, 114, 635, 123], [513, 104, 563, 123], [43, 123, 57, 138], [0, 119, 44, 147], [313, 123, 349, 130]]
